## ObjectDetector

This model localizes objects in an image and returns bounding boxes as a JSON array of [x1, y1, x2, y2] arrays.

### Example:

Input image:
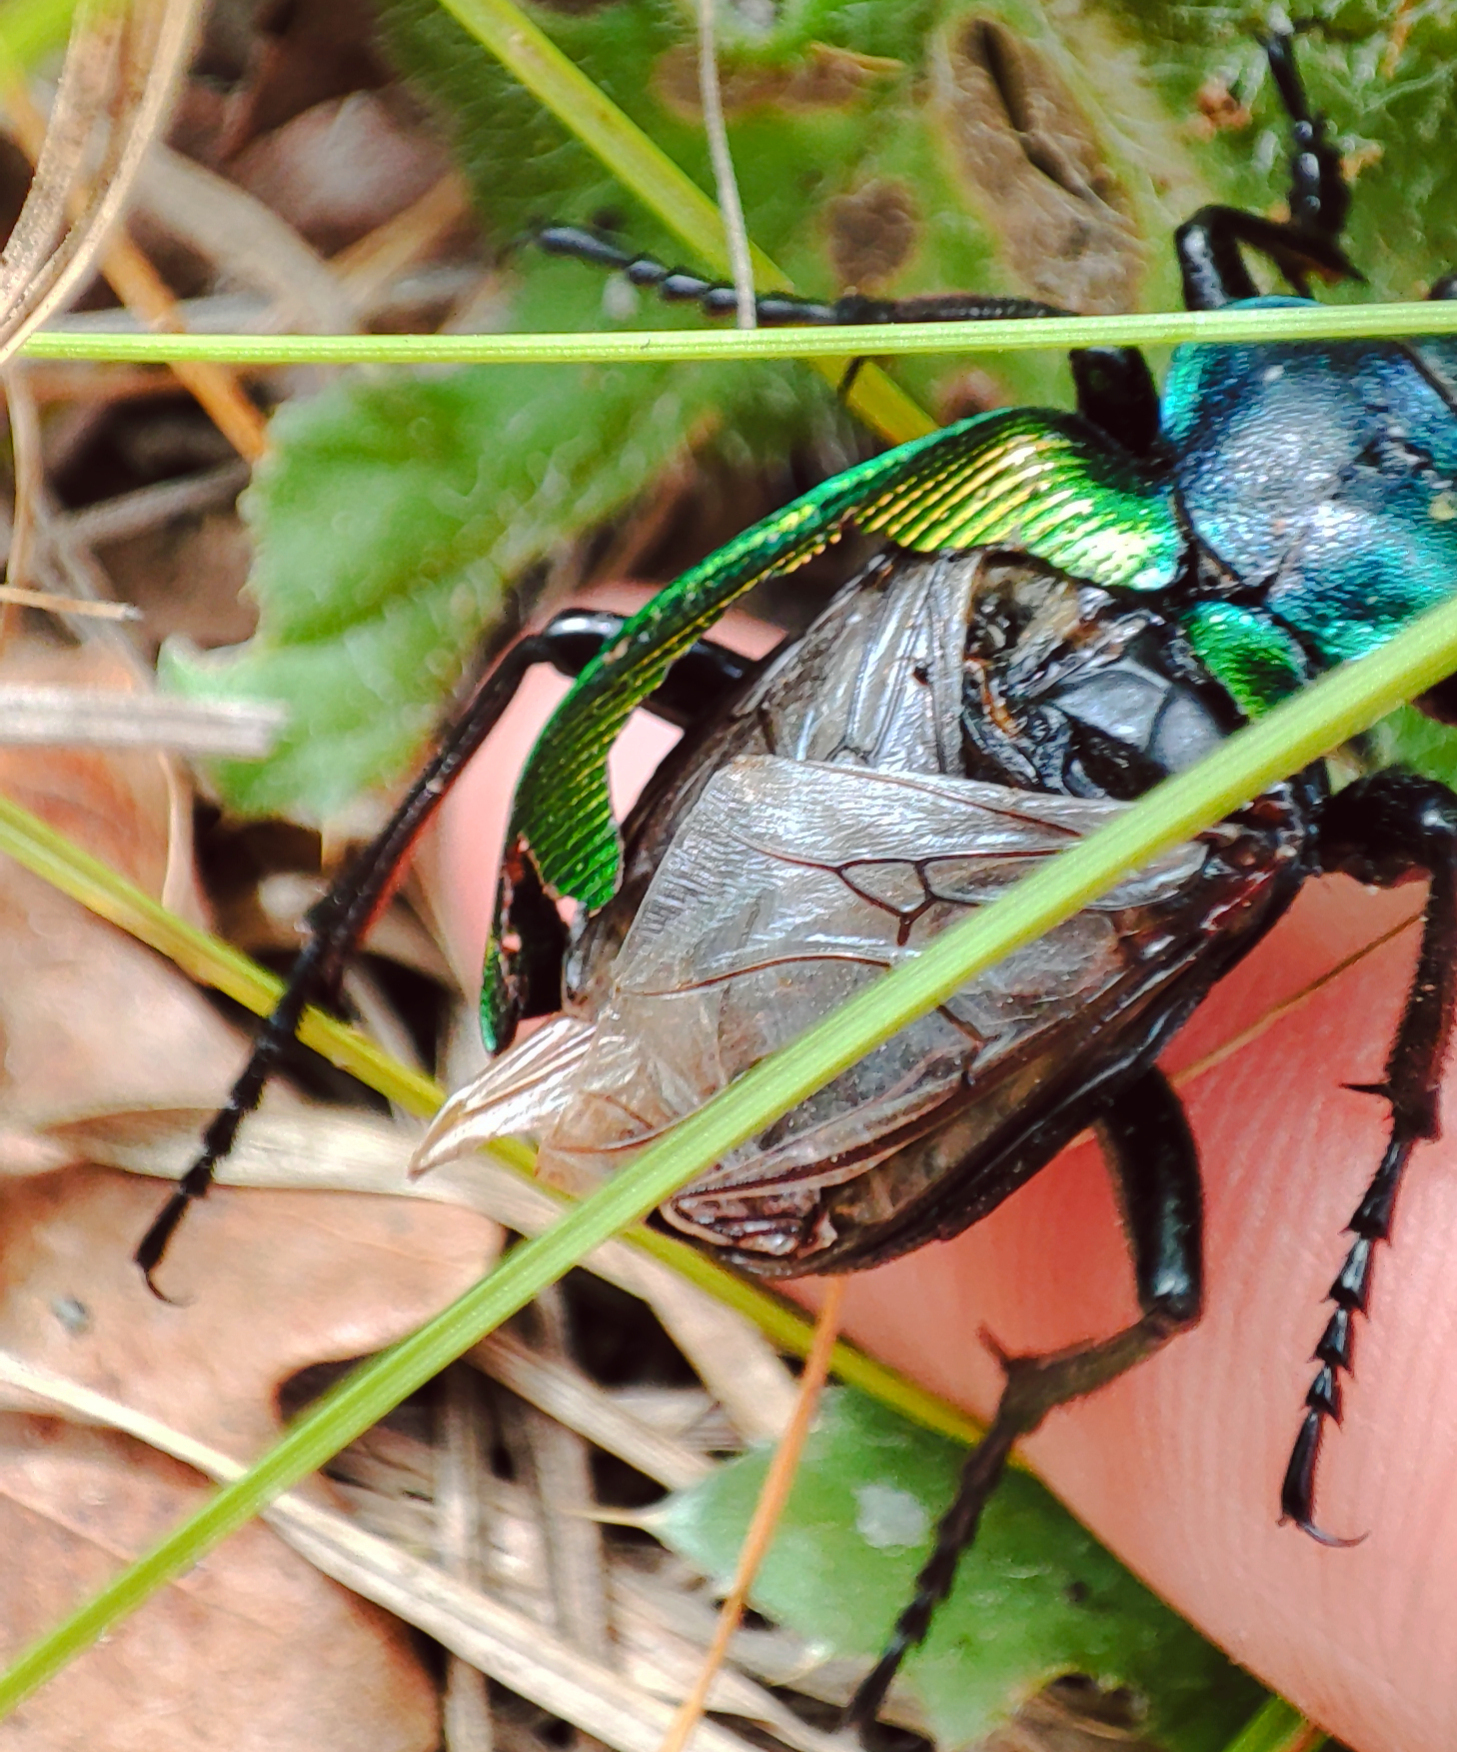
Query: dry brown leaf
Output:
[[0, 648, 240, 1133], [0, 1163, 500, 1457], [0, 1414, 438, 1752], [227, 92, 451, 255]]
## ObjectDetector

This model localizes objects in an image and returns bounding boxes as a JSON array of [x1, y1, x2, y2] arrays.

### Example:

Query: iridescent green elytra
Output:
[[484, 406, 1178, 1046]]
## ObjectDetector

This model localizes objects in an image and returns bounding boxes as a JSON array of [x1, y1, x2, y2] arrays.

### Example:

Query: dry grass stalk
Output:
[[0, 584, 138, 619], [0, 0, 203, 358], [0, 56, 267, 460], [659, 1277, 847, 1752]]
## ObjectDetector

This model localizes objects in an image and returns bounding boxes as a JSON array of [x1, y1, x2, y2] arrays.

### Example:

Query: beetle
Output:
[[143, 26, 1457, 1738]]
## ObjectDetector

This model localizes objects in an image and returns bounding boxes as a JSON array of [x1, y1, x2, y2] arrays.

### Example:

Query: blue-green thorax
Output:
[[1163, 297, 1457, 716]]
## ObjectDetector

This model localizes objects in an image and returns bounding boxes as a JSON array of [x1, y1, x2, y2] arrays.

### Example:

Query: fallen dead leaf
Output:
[[228, 92, 451, 254], [0, 1414, 437, 1752], [0, 1164, 500, 1459], [0, 643, 232, 1132]]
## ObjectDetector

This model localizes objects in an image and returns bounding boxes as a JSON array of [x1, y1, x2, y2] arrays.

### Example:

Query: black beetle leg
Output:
[[1067, 347, 1162, 457], [135, 610, 756, 1292], [1176, 27, 1361, 309], [1263, 25, 1352, 245], [537, 225, 844, 324], [845, 1068, 1202, 1742], [1282, 772, 1457, 1540]]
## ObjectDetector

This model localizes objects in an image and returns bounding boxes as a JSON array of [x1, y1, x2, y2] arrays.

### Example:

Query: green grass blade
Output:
[[1217, 1697, 1326, 1752], [429, 0, 932, 444], [19, 295, 1457, 366], [6, 591, 1457, 1715]]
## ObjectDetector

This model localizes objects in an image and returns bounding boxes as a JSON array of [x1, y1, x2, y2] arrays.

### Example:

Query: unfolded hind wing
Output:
[[426, 754, 1291, 1262]]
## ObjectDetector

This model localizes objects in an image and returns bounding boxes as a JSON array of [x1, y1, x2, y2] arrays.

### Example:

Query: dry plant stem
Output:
[[469, 1331, 712, 1492], [522, 1286, 614, 1663], [694, 0, 754, 332], [83, 231, 268, 461], [0, 1352, 758, 1752], [0, 585, 138, 620], [659, 1277, 847, 1752], [136, 146, 355, 335], [0, 363, 41, 644], [0, 0, 201, 352], [62, 461, 251, 548], [0, 73, 268, 462], [0, 684, 284, 754], [438, 1363, 497, 1752], [332, 173, 474, 311]]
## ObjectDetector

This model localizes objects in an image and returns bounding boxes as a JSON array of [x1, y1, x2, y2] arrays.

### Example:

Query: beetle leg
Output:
[[535, 607, 757, 727], [1175, 28, 1361, 309], [1066, 347, 1161, 457], [845, 1068, 1201, 1741], [1263, 26, 1351, 247], [1282, 772, 1457, 1540], [134, 612, 755, 1292]]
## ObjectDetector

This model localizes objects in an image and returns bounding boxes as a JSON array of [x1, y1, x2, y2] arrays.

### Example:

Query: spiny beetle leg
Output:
[[135, 611, 755, 1293], [845, 1069, 1202, 1743], [1282, 772, 1457, 1538], [1176, 27, 1361, 308], [1262, 24, 1351, 242]]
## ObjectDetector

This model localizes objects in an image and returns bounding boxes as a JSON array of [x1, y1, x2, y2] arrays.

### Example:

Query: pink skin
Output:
[[427, 594, 1457, 1750]]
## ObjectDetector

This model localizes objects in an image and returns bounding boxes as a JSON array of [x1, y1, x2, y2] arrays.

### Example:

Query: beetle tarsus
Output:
[[137, 1188, 196, 1304], [844, 1410, 1020, 1738], [1176, 25, 1363, 308], [1283, 773, 1457, 1543], [1280, 1411, 1366, 1546]]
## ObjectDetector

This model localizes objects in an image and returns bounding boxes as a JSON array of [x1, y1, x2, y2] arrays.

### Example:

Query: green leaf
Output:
[[654, 1389, 1264, 1750]]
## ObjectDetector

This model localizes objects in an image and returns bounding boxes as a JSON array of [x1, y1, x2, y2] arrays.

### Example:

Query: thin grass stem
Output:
[[17, 296, 1457, 367]]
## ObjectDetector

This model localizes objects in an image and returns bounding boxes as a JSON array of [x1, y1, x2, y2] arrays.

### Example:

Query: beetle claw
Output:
[[1342, 1080, 1392, 1101], [141, 1265, 191, 1309], [1287, 1514, 1368, 1550]]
